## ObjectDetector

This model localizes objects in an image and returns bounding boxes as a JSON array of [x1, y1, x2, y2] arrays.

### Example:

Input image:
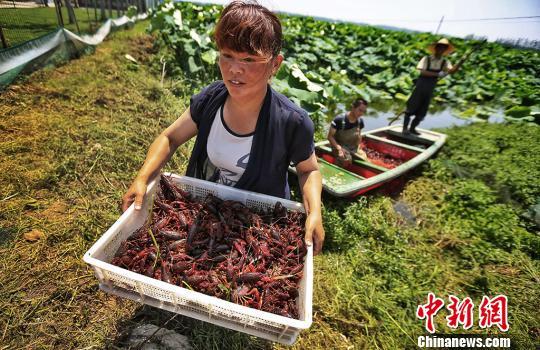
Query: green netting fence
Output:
[[0, 0, 154, 48], [0, 0, 158, 90], [0, 13, 146, 89]]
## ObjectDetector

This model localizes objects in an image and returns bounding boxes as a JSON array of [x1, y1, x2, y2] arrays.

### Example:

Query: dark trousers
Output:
[[403, 76, 437, 131], [403, 113, 425, 131]]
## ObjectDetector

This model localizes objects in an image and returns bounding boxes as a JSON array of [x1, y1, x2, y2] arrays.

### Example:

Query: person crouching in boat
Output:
[[327, 98, 368, 167], [403, 38, 461, 135]]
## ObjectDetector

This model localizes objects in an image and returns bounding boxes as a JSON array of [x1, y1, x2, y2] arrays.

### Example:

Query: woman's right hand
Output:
[[119, 107, 197, 212], [121, 178, 148, 212]]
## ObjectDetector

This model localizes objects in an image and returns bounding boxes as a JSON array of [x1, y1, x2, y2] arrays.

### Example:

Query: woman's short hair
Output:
[[214, 1, 282, 57], [352, 98, 368, 108]]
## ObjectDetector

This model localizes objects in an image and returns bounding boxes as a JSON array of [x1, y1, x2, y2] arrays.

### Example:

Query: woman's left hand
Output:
[[304, 210, 325, 255], [297, 153, 324, 255]]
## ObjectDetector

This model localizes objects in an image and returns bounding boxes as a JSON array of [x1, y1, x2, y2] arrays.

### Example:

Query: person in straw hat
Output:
[[402, 38, 462, 135]]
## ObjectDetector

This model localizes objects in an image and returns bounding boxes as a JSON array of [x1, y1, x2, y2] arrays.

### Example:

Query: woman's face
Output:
[[218, 48, 283, 100]]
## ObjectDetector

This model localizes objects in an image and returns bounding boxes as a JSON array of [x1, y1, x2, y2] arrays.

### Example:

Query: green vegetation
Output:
[[0, 7, 119, 47], [0, 11, 538, 350], [148, 1, 540, 125], [430, 124, 540, 213]]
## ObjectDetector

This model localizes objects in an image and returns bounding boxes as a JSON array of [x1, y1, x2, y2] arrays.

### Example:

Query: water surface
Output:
[[322, 103, 504, 134]]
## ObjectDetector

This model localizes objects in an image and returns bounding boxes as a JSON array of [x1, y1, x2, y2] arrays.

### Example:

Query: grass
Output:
[[0, 7, 122, 48], [0, 20, 539, 350]]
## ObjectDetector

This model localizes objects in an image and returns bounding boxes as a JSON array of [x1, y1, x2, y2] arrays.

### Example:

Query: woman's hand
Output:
[[296, 153, 324, 255], [304, 210, 325, 255], [121, 178, 148, 212], [120, 107, 198, 212]]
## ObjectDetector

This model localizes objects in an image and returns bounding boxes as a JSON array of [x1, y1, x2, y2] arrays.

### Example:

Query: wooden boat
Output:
[[289, 125, 447, 197]]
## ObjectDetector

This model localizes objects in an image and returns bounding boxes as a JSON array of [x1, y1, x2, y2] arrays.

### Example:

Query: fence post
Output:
[[0, 26, 8, 49], [100, 0, 106, 20], [138, 0, 143, 14], [93, 0, 98, 23], [54, 0, 65, 27], [64, 0, 81, 33], [108, 0, 112, 18], [64, 0, 74, 23]]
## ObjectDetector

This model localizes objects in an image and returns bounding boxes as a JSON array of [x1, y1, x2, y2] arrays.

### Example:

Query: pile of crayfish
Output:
[[361, 141, 404, 169], [111, 175, 307, 319]]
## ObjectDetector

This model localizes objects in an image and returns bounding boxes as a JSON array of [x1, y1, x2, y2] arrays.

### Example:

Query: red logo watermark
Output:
[[478, 295, 509, 332], [416, 292, 445, 333], [416, 293, 508, 333], [446, 295, 474, 330]]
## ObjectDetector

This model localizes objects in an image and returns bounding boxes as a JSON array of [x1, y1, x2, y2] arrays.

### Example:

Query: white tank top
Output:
[[207, 106, 253, 186]]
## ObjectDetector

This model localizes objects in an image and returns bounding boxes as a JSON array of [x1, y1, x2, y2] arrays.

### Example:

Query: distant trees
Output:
[[463, 34, 539, 50], [495, 38, 540, 50]]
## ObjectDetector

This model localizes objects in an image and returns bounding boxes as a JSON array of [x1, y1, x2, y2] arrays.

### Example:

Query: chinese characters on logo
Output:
[[416, 293, 445, 333], [446, 295, 474, 330], [416, 293, 508, 333], [478, 295, 509, 331]]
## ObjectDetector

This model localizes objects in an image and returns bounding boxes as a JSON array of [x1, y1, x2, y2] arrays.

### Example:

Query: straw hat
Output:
[[428, 38, 455, 55]]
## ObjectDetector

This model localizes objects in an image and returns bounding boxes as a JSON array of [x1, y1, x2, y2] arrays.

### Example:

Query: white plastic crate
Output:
[[83, 173, 313, 345]]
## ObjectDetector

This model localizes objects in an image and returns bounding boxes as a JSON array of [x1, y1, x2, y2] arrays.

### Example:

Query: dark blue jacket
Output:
[[186, 81, 314, 199]]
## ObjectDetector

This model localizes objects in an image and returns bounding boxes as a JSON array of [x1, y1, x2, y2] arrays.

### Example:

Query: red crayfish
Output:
[[111, 175, 307, 319]]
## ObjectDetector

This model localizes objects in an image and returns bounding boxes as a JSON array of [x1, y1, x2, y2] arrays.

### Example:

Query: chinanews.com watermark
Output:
[[416, 293, 511, 348], [418, 335, 511, 348]]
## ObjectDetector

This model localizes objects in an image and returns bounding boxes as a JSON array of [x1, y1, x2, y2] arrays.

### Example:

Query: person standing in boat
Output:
[[402, 38, 462, 135], [327, 98, 368, 167]]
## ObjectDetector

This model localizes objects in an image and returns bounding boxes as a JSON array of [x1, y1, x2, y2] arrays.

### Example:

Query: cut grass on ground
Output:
[[0, 20, 538, 350]]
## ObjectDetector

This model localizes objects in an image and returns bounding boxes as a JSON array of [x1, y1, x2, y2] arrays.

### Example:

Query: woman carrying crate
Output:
[[121, 1, 324, 255]]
